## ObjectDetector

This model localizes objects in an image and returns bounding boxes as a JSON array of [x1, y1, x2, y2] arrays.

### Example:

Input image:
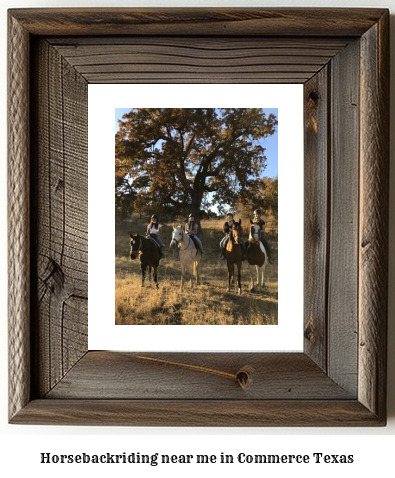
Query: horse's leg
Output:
[[261, 262, 266, 289], [237, 262, 242, 295], [140, 263, 147, 287], [193, 261, 197, 285], [255, 266, 259, 291], [255, 266, 262, 292], [227, 263, 233, 292], [180, 262, 185, 291], [153, 265, 159, 289], [194, 256, 200, 285], [148, 265, 152, 281], [249, 264, 255, 292], [189, 260, 194, 289]]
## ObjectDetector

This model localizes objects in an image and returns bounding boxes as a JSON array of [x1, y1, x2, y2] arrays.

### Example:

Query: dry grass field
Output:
[[115, 216, 278, 325]]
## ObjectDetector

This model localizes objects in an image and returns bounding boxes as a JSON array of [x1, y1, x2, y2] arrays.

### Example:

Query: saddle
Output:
[[147, 234, 161, 250]]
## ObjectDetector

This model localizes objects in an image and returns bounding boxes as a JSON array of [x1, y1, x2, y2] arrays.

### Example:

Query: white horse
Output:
[[170, 226, 202, 290], [246, 223, 267, 292]]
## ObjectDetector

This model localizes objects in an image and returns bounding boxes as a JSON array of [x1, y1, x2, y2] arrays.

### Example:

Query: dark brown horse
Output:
[[225, 220, 243, 294], [130, 233, 161, 288]]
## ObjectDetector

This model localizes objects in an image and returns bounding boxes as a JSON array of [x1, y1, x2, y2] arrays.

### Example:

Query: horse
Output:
[[170, 226, 201, 290], [225, 220, 243, 294], [246, 223, 267, 292], [129, 233, 161, 289]]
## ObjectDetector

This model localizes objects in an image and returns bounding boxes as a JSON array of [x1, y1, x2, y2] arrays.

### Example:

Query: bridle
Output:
[[230, 223, 241, 244], [130, 235, 149, 255], [172, 229, 191, 251], [249, 224, 260, 243]]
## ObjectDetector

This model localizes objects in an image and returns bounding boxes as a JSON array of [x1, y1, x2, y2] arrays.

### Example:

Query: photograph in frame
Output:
[[88, 83, 303, 352], [116, 107, 279, 325]]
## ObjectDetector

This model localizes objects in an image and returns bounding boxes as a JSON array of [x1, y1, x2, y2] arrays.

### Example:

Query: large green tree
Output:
[[115, 108, 277, 217]]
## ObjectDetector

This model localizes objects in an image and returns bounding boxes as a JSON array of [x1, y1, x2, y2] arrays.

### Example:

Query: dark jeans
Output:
[[149, 234, 163, 246]]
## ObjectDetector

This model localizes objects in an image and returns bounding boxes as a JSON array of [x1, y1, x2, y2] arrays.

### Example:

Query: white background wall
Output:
[[1, 1, 394, 477]]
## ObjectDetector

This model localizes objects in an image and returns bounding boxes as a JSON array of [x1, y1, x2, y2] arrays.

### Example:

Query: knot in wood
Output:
[[304, 322, 314, 341], [236, 365, 254, 390], [308, 90, 319, 103]]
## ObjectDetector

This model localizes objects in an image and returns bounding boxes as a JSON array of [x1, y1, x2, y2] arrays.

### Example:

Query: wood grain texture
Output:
[[11, 399, 384, 427], [49, 37, 350, 84], [303, 67, 330, 370], [359, 12, 389, 420], [7, 8, 389, 426], [8, 8, 387, 37], [31, 39, 88, 397], [327, 39, 360, 396], [46, 352, 354, 400], [8, 13, 31, 421]]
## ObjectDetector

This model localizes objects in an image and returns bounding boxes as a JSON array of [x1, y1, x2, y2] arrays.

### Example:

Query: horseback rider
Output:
[[185, 213, 203, 255], [248, 209, 274, 264], [220, 212, 246, 260], [146, 214, 165, 258]]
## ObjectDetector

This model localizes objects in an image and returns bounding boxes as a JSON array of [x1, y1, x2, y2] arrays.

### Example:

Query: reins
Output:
[[249, 224, 260, 243], [173, 230, 191, 251], [132, 236, 156, 255]]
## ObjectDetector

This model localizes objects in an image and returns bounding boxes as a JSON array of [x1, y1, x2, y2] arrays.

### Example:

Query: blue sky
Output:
[[115, 108, 278, 178]]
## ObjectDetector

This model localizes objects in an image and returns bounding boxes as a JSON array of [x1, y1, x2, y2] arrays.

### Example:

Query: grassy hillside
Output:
[[115, 216, 278, 325]]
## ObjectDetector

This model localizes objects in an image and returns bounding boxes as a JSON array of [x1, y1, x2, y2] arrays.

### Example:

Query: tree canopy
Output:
[[115, 108, 277, 218], [236, 176, 278, 233]]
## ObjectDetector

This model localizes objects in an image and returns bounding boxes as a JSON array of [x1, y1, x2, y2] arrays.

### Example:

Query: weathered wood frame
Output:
[[8, 8, 389, 426]]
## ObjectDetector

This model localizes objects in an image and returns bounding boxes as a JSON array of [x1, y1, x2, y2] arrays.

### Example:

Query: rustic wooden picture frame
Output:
[[8, 8, 389, 426]]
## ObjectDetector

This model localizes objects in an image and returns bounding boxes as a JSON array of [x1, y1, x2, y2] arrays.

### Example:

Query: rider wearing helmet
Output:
[[146, 214, 165, 258], [250, 209, 274, 264], [220, 212, 246, 260], [185, 213, 203, 255]]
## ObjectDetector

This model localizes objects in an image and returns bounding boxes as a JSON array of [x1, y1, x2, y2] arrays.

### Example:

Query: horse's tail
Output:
[[193, 252, 202, 275]]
